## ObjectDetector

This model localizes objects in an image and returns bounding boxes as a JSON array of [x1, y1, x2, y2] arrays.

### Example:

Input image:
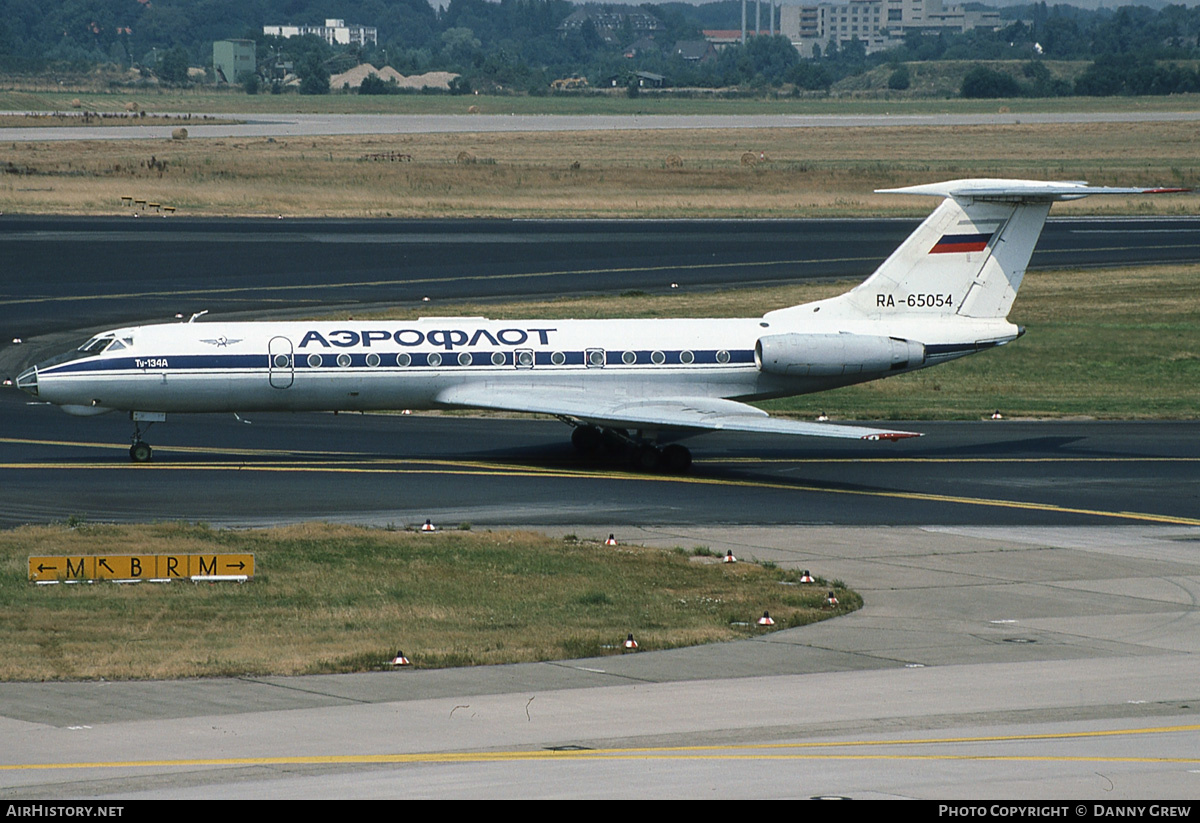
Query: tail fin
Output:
[[847, 186, 1049, 320], [784, 179, 1180, 323]]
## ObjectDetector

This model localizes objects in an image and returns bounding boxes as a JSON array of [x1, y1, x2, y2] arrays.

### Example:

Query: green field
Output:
[[0, 522, 856, 681]]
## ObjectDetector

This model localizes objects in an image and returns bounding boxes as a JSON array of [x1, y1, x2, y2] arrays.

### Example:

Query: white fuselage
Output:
[[27, 310, 1012, 417], [33, 176, 1141, 452]]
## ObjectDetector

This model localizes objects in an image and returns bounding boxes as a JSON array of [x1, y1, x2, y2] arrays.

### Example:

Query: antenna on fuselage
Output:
[[188, 310, 209, 324]]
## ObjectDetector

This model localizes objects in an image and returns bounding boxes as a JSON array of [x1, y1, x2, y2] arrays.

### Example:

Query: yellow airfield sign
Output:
[[29, 553, 255, 583]]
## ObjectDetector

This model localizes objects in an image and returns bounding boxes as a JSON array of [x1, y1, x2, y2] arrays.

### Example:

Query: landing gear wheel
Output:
[[130, 442, 152, 463], [661, 444, 692, 474], [571, 425, 603, 454], [633, 445, 662, 472]]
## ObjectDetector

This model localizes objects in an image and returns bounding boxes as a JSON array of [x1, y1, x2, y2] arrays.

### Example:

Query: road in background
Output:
[[5, 109, 1200, 141]]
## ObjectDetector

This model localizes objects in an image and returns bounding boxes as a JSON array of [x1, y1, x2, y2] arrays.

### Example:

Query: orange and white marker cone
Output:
[[391, 650, 410, 666], [421, 519, 436, 532], [723, 550, 737, 563], [605, 534, 618, 546], [757, 611, 775, 626], [799, 570, 815, 583], [825, 592, 839, 607], [624, 633, 638, 650]]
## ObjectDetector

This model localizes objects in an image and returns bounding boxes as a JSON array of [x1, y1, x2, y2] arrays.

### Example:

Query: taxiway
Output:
[[1, 216, 1197, 799]]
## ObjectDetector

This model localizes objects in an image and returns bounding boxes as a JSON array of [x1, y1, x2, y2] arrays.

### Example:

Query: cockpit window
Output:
[[78, 335, 113, 355], [73, 334, 132, 358]]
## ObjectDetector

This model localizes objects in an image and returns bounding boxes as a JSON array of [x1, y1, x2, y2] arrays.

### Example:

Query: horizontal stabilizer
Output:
[[878, 178, 1190, 202]]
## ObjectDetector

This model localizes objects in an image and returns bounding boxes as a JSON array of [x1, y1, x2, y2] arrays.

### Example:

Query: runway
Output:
[[4, 108, 1200, 142], [2, 215, 1198, 528], [1, 217, 1198, 798]]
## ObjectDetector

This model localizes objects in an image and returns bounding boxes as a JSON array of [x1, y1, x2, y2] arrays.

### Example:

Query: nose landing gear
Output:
[[128, 411, 165, 463]]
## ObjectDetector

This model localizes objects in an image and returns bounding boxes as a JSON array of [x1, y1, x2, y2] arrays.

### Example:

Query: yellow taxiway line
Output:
[[3, 436, 1200, 525], [4, 723, 1199, 771]]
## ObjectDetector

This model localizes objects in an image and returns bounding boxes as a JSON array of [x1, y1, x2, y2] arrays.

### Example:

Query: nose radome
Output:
[[15, 366, 37, 396]]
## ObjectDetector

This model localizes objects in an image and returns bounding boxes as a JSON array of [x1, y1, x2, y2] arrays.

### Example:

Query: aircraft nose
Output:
[[15, 366, 37, 396]]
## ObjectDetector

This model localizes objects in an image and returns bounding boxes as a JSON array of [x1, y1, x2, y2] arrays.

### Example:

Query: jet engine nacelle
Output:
[[755, 333, 926, 377]]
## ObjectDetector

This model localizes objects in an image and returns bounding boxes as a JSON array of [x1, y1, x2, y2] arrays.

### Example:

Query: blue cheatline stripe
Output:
[[41, 349, 757, 376]]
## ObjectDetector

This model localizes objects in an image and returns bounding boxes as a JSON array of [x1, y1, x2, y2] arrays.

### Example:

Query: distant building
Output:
[[624, 36, 662, 58], [263, 19, 378, 48], [781, 0, 1000, 57], [673, 40, 718, 62], [604, 71, 666, 88], [213, 39, 256, 84], [703, 30, 760, 49], [558, 7, 665, 44]]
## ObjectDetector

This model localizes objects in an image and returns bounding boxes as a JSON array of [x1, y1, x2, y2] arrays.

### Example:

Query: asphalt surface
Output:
[[2, 392, 1198, 529], [2, 216, 1198, 799], [3, 214, 1200, 346], [3, 524, 1199, 799]]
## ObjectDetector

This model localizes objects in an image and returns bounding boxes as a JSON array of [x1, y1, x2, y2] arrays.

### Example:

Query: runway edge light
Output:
[[757, 611, 775, 626], [623, 633, 638, 650], [724, 550, 737, 563], [800, 570, 815, 583], [421, 519, 436, 532], [391, 650, 411, 666], [605, 534, 617, 546]]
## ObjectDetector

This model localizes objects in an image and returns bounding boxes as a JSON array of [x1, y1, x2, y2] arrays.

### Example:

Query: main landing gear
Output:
[[569, 423, 692, 474]]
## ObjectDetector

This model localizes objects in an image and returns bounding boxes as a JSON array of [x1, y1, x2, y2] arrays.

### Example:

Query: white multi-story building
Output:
[[263, 19, 378, 48], [781, 0, 1000, 57]]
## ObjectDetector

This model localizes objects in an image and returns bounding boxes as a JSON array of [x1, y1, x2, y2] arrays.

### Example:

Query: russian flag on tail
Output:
[[929, 232, 992, 254]]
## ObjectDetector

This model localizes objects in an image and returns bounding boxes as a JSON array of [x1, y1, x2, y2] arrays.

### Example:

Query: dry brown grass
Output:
[[2, 121, 1198, 217], [0, 113, 239, 128], [0, 522, 857, 680]]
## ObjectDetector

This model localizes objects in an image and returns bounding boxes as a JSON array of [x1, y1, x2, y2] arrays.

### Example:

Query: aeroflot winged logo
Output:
[[298, 327, 558, 351], [200, 336, 244, 347]]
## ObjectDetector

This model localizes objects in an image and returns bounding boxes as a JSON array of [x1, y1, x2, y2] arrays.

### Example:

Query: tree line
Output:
[[3, 0, 1200, 97]]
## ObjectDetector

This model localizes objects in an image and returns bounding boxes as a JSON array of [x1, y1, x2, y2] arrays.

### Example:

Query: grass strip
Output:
[[3, 86, 1200, 117], [0, 521, 856, 681], [2, 121, 1198, 217]]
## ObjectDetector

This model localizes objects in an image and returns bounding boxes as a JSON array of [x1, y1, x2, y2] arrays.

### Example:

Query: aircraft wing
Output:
[[434, 384, 921, 442]]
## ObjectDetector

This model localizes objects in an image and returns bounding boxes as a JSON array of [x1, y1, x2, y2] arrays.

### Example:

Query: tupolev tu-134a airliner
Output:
[[14, 179, 1185, 472]]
